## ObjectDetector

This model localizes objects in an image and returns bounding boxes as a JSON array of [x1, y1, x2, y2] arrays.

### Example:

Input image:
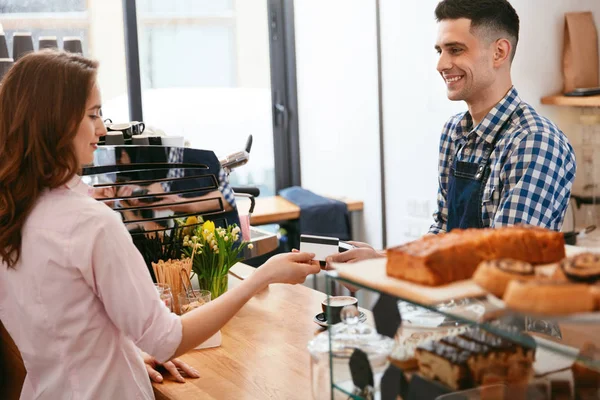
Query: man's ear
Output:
[[493, 38, 512, 67]]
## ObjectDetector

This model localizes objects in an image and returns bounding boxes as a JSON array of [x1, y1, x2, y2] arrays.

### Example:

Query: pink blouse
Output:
[[0, 176, 182, 399]]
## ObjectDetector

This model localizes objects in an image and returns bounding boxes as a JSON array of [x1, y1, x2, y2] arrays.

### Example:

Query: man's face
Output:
[[435, 18, 496, 103]]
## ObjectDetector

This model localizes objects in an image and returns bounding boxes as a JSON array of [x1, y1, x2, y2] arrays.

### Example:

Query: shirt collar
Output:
[[451, 86, 521, 144], [65, 175, 94, 197]]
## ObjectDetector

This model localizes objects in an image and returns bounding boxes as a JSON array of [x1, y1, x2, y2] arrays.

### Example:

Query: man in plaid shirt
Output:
[[327, 0, 576, 264], [429, 0, 575, 233]]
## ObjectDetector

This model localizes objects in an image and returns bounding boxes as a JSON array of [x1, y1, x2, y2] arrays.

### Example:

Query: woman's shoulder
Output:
[[27, 188, 121, 235]]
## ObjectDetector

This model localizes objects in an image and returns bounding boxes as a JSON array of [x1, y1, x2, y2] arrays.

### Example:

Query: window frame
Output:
[[122, 0, 301, 191]]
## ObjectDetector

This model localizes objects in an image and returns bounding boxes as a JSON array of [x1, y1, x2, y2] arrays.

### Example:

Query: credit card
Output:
[[300, 234, 339, 262]]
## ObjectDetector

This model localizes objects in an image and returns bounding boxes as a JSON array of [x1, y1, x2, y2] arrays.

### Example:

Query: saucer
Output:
[[313, 311, 367, 328]]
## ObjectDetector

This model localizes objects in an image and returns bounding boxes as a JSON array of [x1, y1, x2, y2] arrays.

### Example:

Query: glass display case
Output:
[[314, 261, 600, 400]]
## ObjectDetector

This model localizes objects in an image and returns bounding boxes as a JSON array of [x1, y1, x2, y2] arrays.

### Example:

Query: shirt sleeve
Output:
[[429, 119, 455, 235], [429, 183, 448, 235], [492, 130, 576, 231], [218, 168, 236, 208], [69, 204, 182, 363]]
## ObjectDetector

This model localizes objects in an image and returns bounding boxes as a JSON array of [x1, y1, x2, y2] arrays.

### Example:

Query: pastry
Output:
[[386, 226, 565, 286], [389, 327, 470, 372], [572, 344, 600, 389], [472, 259, 535, 297], [549, 263, 569, 281], [415, 328, 535, 390], [458, 328, 535, 364], [559, 253, 600, 283], [591, 284, 600, 311], [549, 380, 572, 400], [503, 280, 595, 315], [415, 340, 472, 390]]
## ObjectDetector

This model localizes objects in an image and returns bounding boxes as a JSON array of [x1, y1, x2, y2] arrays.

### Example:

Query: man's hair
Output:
[[435, 0, 520, 61]]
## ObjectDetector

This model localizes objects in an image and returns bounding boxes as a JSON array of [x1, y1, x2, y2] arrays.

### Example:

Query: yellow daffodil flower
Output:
[[202, 220, 216, 241]]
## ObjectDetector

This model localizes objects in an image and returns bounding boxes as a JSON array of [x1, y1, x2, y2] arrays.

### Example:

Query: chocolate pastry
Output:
[[416, 329, 535, 390], [415, 341, 472, 390]]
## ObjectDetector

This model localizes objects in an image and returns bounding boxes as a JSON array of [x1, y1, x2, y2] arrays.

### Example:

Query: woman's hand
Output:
[[256, 251, 320, 286], [140, 351, 200, 384]]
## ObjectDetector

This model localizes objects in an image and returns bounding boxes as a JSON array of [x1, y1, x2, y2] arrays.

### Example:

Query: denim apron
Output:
[[446, 110, 517, 231]]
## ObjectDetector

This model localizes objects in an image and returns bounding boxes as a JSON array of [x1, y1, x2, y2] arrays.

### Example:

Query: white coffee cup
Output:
[[160, 136, 185, 147]]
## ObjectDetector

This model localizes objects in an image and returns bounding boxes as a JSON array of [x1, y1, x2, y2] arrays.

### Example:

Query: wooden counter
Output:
[[153, 263, 327, 400], [249, 196, 364, 226]]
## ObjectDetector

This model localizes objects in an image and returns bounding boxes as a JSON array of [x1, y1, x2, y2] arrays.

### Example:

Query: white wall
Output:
[[380, 0, 600, 246], [294, 0, 383, 247], [234, 0, 271, 88]]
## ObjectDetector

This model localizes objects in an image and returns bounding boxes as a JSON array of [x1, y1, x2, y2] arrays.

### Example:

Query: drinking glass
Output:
[[155, 283, 174, 312], [178, 289, 211, 315]]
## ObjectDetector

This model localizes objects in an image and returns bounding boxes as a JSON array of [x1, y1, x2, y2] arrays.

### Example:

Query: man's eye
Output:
[[450, 48, 462, 54]]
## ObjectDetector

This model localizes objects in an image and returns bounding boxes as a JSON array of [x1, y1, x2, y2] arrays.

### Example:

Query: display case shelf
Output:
[[323, 266, 600, 399]]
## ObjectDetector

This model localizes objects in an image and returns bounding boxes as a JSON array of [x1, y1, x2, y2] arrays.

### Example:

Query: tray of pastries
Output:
[[334, 226, 600, 316], [333, 226, 569, 306], [386, 226, 565, 286], [473, 250, 600, 319], [413, 334, 600, 398]]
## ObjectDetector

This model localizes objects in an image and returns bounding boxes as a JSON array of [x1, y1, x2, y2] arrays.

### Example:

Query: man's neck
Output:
[[467, 80, 513, 127]]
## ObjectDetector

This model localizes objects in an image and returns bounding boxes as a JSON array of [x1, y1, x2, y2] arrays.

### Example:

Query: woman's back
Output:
[[0, 177, 181, 399]]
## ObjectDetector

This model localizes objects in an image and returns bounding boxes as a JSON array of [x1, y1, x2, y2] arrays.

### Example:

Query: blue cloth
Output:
[[447, 159, 488, 230], [447, 105, 515, 231], [430, 87, 576, 233], [279, 186, 350, 240]]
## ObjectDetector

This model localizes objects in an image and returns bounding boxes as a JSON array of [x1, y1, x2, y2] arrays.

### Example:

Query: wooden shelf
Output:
[[541, 94, 600, 107]]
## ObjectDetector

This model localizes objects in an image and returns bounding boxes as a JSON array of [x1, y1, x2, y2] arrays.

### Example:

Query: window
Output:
[[132, 0, 277, 196], [0, 0, 283, 197], [0, 0, 130, 119]]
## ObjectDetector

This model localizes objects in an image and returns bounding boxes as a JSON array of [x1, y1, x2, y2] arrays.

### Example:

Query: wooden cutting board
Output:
[[333, 258, 486, 305], [332, 245, 589, 306]]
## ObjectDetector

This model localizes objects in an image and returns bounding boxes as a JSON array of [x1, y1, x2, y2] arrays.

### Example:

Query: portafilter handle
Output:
[[220, 135, 253, 175]]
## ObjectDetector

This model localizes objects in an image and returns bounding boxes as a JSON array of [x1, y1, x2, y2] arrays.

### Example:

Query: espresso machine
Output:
[[83, 135, 277, 280]]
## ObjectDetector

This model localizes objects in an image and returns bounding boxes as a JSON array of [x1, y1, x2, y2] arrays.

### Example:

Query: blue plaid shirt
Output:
[[217, 168, 236, 207], [429, 87, 576, 234]]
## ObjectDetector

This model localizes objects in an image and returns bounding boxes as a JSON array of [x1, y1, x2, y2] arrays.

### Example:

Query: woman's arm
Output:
[[71, 207, 318, 362], [173, 252, 317, 358]]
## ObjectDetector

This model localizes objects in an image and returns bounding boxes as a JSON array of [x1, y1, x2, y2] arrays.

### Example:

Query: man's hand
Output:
[[141, 351, 200, 384], [326, 241, 385, 265]]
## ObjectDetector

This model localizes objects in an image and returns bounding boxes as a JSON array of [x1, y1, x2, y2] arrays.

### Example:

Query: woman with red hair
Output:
[[0, 50, 318, 399]]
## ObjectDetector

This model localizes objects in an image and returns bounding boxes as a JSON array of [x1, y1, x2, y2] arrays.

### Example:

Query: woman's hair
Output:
[[0, 50, 98, 267]]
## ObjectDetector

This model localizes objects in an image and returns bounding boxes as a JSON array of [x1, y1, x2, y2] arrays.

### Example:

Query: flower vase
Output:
[[197, 272, 229, 299]]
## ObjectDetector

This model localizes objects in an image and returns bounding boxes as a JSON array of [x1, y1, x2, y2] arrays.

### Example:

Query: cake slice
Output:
[[458, 328, 535, 364], [441, 331, 534, 385], [415, 340, 472, 390]]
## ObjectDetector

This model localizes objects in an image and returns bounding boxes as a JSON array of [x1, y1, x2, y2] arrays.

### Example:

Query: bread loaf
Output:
[[386, 226, 565, 286], [504, 280, 595, 315]]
